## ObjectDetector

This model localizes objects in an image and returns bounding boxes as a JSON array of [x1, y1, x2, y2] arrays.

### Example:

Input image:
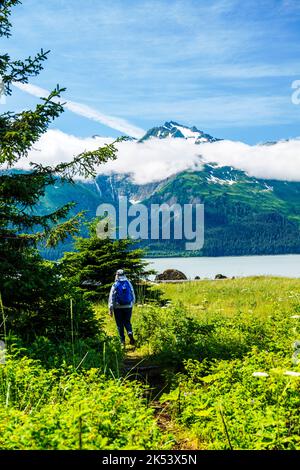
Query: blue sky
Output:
[[2, 0, 300, 143]]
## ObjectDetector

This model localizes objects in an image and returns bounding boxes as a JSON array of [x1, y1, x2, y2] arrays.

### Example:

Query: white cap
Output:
[[116, 269, 124, 276]]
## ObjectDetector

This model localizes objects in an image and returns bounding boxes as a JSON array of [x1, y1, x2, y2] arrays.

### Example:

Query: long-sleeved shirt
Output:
[[108, 275, 136, 309]]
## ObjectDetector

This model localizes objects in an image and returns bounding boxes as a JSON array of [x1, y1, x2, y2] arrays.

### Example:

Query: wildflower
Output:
[[252, 372, 269, 377], [292, 350, 300, 365], [284, 371, 300, 377], [290, 315, 300, 319]]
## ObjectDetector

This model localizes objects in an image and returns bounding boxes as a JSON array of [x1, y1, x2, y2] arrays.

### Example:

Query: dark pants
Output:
[[113, 308, 133, 343]]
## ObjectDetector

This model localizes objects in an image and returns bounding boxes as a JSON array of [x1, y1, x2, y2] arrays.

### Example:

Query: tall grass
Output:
[[2, 276, 300, 449], [0, 292, 7, 344], [0, 355, 172, 450], [144, 276, 300, 450], [70, 297, 75, 366]]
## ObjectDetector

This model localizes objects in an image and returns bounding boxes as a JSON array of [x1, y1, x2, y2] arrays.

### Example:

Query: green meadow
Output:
[[2, 276, 299, 450]]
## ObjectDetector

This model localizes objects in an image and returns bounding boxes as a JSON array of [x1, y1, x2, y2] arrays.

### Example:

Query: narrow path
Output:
[[121, 347, 199, 450]]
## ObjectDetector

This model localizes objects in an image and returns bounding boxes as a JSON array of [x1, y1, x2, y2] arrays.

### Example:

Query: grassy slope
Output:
[[98, 276, 300, 356], [98, 277, 300, 449], [154, 278, 300, 449], [160, 276, 300, 319], [2, 277, 300, 449]]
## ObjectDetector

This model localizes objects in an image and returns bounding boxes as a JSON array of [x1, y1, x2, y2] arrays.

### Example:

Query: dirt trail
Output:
[[122, 348, 199, 450]]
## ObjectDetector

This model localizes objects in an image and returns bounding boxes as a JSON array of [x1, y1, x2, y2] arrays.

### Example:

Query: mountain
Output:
[[88, 163, 299, 257], [139, 121, 220, 143], [37, 167, 300, 259], [137, 164, 300, 256], [8, 122, 300, 259]]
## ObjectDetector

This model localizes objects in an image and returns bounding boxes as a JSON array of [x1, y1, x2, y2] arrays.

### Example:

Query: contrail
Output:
[[13, 82, 145, 139]]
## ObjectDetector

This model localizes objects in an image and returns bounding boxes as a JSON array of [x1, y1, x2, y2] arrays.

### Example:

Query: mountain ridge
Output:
[[35, 161, 300, 259], [6, 121, 300, 259], [139, 121, 220, 143]]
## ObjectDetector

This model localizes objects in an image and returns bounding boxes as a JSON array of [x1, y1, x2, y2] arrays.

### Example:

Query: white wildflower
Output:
[[292, 350, 300, 365], [290, 315, 300, 319], [284, 371, 300, 377], [252, 372, 269, 378]]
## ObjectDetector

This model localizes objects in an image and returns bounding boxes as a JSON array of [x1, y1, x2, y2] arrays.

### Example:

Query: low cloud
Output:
[[198, 139, 300, 181], [15, 129, 300, 184], [21, 130, 200, 184]]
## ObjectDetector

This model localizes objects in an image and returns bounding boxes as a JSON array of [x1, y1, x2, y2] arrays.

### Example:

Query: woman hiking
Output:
[[108, 269, 136, 348]]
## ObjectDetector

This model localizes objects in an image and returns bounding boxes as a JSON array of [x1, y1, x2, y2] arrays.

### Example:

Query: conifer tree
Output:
[[0, 1, 118, 338], [60, 221, 153, 302]]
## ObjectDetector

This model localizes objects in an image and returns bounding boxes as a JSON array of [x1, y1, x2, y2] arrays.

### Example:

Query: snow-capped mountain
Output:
[[26, 120, 300, 259], [139, 121, 220, 144], [38, 158, 300, 259]]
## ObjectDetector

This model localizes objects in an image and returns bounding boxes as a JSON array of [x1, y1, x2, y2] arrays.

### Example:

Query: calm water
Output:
[[146, 255, 300, 279]]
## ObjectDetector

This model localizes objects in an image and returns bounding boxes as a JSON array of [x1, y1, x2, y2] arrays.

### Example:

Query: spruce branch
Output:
[[0, 86, 66, 165], [0, 1, 21, 38], [46, 211, 86, 248], [1, 49, 50, 94]]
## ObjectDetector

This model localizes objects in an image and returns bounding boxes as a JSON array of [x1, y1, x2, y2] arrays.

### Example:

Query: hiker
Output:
[[108, 269, 136, 347]]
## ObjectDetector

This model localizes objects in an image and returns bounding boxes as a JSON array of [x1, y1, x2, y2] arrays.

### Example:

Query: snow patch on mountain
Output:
[[139, 121, 219, 143], [262, 183, 274, 192], [173, 124, 200, 139], [207, 175, 237, 185]]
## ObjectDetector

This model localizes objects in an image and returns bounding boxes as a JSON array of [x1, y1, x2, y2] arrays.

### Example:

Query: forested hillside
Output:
[[14, 162, 300, 258]]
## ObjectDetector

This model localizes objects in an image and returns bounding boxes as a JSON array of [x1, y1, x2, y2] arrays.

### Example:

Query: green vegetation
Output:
[[129, 278, 300, 449], [60, 222, 152, 301], [0, 354, 171, 450], [0, 1, 170, 451], [2, 274, 300, 449], [1, 0, 300, 452], [23, 164, 300, 259]]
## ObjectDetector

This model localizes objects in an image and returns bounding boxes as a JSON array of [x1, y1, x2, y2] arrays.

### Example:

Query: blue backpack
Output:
[[115, 279, 133, 305]]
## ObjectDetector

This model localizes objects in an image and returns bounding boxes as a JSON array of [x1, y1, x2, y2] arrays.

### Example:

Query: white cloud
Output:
[[13, 82, 145, 139], [199, 139, 300, 181], [20, 130, 200, 184], [16, 129, 300, 184], [102, 138, 202, 184], [24, 129, 114, 168]]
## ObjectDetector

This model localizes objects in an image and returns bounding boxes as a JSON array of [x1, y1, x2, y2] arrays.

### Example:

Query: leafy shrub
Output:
[[133, 305, 284, 367], [14, 335, 123, 372], [0, 355, 172, 450], [161, 350, 300, 449], [133, 287, 300, 367], [134, 305, 212, 364]]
